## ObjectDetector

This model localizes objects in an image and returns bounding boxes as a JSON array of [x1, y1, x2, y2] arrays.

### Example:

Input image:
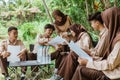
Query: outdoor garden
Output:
[[0, 0, 120, 80]]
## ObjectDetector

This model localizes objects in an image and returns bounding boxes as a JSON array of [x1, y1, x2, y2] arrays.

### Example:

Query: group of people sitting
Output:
[[50, 7, 120, 80], [0, 6, 120, 80]]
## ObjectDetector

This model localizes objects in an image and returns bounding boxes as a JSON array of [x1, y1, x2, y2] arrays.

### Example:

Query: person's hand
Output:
[[56, 44, 63, 50], [60, 52, 69, 55], [43, 42, 49, 46], [82, 48, 92, 56], [61, 32, 71, 41], [62, 32, 68, 38], [42, 38, 52, 46], [2, 51, 11, 58], [77, 57, 88, 66], [17, 49, 27, 59], [92, 56, 102, 61], [48, 38, 52, 41]]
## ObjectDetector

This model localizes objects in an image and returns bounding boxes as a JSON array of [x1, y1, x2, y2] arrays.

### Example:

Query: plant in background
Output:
[[18, 22, 38, 48], [0, 22, 7, 41], [18, 20, 51, 48], [18, 22, 39, 40]]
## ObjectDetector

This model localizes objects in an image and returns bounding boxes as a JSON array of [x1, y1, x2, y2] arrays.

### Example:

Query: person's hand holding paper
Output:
[[56, 44, 63, 50], [7, 45, 21, 63], [48, 36, 67, 48], [81, 48, 92, 56], [67, 41, 93, 62], [1, 51, 11, 58], [17, 48, 27, 59], [77, 57, 88, 66]]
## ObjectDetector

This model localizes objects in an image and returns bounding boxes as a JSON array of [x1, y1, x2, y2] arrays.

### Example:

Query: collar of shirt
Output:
[[7, 39, 17, 45]]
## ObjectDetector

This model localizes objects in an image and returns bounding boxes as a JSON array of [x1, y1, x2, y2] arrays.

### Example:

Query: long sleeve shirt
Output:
[[86, 40, 120, 79], [91, 28, 109, 57], [76, 32, 93, 51]]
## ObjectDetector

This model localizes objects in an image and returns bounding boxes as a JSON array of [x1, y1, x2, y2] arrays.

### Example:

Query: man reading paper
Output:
[[0, 26, 27, 80]]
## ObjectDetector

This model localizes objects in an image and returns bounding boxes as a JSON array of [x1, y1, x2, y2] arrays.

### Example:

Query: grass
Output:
[[0, 69, 4, 80]]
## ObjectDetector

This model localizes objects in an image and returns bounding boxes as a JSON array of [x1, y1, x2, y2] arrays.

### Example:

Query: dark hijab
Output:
[[52, 10, 67, 26], [101, 7, 120, 58], [69, 24, 86, 41]]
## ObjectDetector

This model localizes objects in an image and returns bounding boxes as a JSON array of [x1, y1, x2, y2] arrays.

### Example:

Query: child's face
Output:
[[45, 28, 53, 37], [8, 30, 18, 40]]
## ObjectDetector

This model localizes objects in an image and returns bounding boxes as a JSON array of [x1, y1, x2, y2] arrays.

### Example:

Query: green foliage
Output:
[[118, 0, 120, 7], [17, 20, 51, 48], [0, 22, 7, 41], [88, 31, 99, 42], [0, 0, 120, 47], [18, 22, 37, 41]]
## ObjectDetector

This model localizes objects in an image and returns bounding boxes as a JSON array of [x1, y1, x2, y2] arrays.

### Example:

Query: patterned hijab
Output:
[[52, 10, 67, 26], [101, 7, 120, 58]]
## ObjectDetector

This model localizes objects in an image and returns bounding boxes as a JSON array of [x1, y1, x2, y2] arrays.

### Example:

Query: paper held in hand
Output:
[[7, 45, 20, 63], [68, 41, 93, 61], [48, 36, 92, 61], [48, 36, 67, 47]]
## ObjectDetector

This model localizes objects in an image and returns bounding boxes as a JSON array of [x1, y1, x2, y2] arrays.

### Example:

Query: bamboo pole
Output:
[[114, 0, 117, 7], [85, 0, 89, 17], [41, 0, 53, 23]]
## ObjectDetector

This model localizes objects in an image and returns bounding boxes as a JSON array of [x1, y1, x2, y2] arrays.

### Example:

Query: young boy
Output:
[[33, 24, 55, 53], [28, 24, 55, 76], [0, 26, 27, 80]]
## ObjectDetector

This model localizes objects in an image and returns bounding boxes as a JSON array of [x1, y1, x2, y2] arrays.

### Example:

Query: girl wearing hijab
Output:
[[50, 23, 93, 80], [72, 7, 120, 80], [52, 9, 72, 37], [51, 9, 72, 73]]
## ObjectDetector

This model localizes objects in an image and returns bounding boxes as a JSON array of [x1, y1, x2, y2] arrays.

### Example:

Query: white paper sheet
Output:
[[7, 45, 20, 63], [68, 41, 93, 61], [48, 36, 67, 47]]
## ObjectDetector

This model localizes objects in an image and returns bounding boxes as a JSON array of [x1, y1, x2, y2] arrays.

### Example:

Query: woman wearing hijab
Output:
[[51, 9, 72, 72], [50, 23, 93, 80], [72, 7, 120, 80], [52, 9, 72, 37]]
